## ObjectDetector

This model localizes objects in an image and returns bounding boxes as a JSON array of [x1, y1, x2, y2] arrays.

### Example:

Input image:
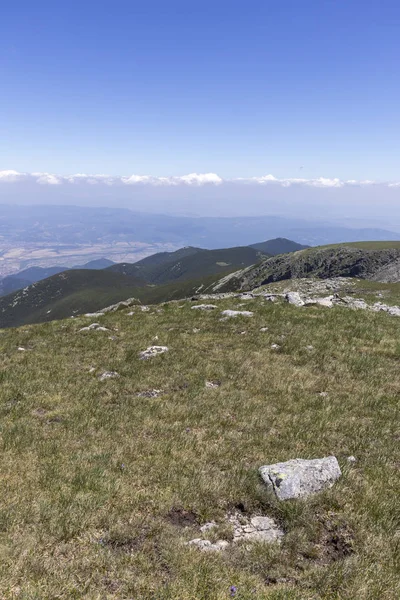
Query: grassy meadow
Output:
[[0, 287, 399, 598]]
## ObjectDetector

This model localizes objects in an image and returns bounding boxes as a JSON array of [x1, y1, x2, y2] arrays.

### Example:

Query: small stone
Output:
[[200, 521, 217, 532], [139, 346, 169, 360], [221, 310, 254, 318], [136, 389, 163, 398], [186, 539, 229, 552], [191, 304, 217, 310], [227, 512, 283, 543], [17, 347, 26, 351], [205, 380, 221, 389], [270, 344, 280, 350], [317, 392, 329, 397], [88, 367, 96, 373], [193, 328, 201, 333], [347, 455, 357, 463], [98, 371, 119, 381], [260, 327, 269, 332], [259, 456, 341, 500], [305, 345, 314, 351]]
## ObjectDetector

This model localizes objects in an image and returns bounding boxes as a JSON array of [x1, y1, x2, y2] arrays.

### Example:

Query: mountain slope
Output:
[[0, 270, 146, 328], [214, 242, 400, 292], [0, 284, 398, 598]]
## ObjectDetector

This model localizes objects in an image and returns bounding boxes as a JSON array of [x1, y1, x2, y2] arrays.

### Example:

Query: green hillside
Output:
[[0, 284, 398, 598], [109, 245, 266, 284]]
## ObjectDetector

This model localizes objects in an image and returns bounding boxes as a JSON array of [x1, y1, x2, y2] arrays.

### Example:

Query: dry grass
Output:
[[0, 290, 399, 599]]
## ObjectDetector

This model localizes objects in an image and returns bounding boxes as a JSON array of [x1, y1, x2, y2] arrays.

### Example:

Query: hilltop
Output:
[[0, 276, 398, 598], [217, 242, 400, 292]]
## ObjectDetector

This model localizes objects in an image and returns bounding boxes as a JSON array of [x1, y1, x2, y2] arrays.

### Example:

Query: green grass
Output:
[[0, 292, 399, 598]]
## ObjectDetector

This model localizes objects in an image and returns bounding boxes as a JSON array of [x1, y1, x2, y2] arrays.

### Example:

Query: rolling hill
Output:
[[0, 258, 115, 298], [108, 245, 267, 284]]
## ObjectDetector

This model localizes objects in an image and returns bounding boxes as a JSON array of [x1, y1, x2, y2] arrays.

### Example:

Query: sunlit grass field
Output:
[[0, 288, 399, 598]]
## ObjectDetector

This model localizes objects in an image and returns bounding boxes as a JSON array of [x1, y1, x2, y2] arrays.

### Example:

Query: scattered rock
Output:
[[200, 521, 217, 532], [17, 347, 26, 351], [98, 371, 120, 381], [84, 312, 104, 317], [186, 539, 229, 552], [270, 343, 280, 350], [259, 327, 269, 332], [193, 328, 201, 333], [221, 310, 254, 318], [88, 367, 96, 373], [263, 293, 284, 302], [317, 391, 329, 398], [139, 346, 169, 360], [347, 455, 357, 463], [305, 345, 314, 351], [136, 389, 163, 398], [228, 513, 284, 544], [191, 304, 217, 311], [259, 456, 342, 500], [304, 296, 334, 308], [79, 323, 109, 332], [205, 380, 221, 389], [140, 305, 150, 312], [236, 293, 255, 300], [127, 311, 135, 316]]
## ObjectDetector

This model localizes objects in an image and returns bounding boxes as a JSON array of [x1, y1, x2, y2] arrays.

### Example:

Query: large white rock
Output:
[[259, 456, 341, 500], [285, 292, 305, 306]]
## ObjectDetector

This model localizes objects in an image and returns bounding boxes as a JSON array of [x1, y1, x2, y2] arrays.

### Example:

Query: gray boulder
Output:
[[259, 456, 341, 500], [285, 292, 305, 306]]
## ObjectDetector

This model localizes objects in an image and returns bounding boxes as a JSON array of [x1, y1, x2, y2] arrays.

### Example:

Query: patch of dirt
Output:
[[100, 531, 148, 553], [314, 512, 355, 564], [166, 507, 198, 528]]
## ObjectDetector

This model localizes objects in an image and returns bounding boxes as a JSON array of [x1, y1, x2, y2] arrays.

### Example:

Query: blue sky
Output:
[[1, 0, 400, 182]]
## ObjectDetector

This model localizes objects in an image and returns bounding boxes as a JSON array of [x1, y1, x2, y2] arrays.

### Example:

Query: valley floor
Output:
[[0, 285, 399, 599]]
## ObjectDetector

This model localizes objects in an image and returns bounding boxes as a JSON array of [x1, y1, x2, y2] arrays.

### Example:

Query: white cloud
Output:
[[178, 172, 223, 185], [0, 170, 399, 189], [0, 170, 26, 182], [32, 172, 62, 185]]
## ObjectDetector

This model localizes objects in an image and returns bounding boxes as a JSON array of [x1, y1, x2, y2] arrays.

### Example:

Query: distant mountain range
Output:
[[1, 204, 398, 247]]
